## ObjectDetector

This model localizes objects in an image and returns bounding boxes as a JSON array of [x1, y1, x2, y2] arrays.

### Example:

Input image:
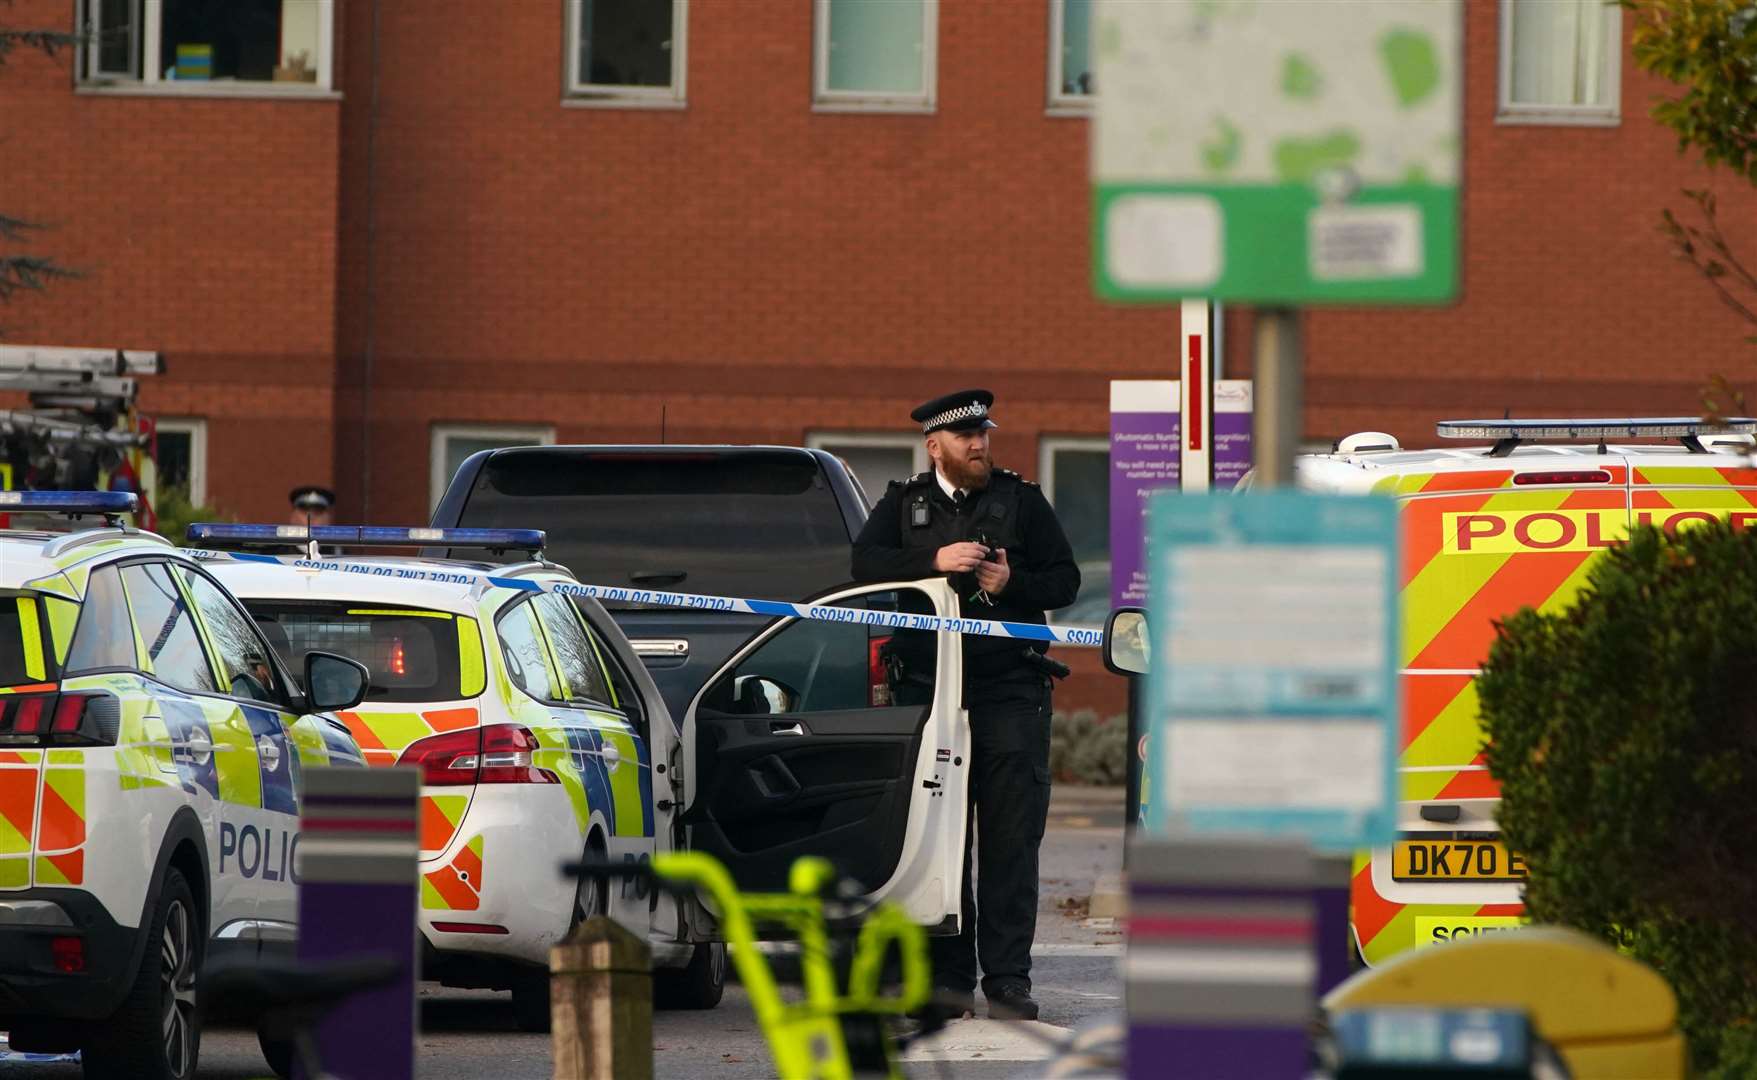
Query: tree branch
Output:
[[0, 256, 81, 303]]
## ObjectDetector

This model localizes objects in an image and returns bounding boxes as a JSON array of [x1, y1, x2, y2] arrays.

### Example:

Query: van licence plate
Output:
[[1392, 839, 1527, 882]]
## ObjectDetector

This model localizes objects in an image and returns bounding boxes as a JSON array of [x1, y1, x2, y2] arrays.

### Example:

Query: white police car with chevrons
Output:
[[187, 520, 989, 1024]]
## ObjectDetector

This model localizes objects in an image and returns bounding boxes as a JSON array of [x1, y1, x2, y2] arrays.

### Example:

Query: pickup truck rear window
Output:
[[455, 450, 853, 605]]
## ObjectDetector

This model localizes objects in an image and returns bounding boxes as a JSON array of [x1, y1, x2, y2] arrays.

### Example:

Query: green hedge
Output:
[[1477, 524, 1757, 1076], [1049, 709, 1128, 786]]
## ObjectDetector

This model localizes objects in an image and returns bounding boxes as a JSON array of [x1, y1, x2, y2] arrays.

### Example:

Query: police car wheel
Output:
[[83, 868, 201, 1080], [654, 942, 726, 1011]]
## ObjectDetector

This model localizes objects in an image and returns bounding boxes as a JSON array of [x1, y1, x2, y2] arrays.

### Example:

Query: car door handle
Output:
[[769, 722, 805, 736], [256, 735, 281, 773], [600, 742, 622, 771], [185, 729, 213, 767]]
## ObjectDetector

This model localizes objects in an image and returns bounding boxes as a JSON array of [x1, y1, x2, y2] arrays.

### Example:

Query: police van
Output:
[[0, 493, 368, 1080], [1292, 418, 1757, 965], [190, 523, 977, 1033]]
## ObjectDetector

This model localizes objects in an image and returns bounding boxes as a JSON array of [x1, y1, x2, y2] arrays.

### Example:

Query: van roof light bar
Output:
[[0, 490, 139, 522], [186, 524, 546, 556], [1438, 418, 1757, 457]]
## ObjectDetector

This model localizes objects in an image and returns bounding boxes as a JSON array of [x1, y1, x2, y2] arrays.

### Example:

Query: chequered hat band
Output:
[[922, 401, 989, 433]]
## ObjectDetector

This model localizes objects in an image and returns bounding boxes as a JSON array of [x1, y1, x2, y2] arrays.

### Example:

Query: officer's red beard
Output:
[[939, 448, 992, 491]]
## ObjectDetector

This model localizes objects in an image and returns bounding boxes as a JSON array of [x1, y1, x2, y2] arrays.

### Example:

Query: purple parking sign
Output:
[[1109, 380, 1253, 611], [1110, 382, 1180, 611]]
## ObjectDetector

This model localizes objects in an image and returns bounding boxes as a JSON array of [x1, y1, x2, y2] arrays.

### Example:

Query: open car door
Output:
[[679, 579, 967, 932]]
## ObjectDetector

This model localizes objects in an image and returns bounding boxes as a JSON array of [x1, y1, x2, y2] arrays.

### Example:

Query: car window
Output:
[[119, 563, 216, 694], [454, 449, 852, 606], [65, 566, 137, 674], [704, 589, 929, 715], [497, 600, 557, 704], [241, 601, 467, 704], [534, 593, 614, 706], [177, 567, 284, 705], [0, 596, 51, 687]]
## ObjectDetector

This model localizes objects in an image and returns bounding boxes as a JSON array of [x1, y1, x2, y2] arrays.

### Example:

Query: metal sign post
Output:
[[1179, 300, 1213, 494]]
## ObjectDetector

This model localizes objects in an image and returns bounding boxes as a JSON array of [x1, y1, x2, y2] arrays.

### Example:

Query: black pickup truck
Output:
[[427, 445, 873, 723]]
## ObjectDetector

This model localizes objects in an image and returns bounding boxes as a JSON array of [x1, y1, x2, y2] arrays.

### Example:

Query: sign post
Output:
[[1095, 0, 1462, 1016], [1179, 300, 1213, 494]]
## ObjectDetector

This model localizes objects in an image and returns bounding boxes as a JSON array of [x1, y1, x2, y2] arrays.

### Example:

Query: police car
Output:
[[191, 522, 982, 1028], [0, 492, 368, 1080], [1291, 418, 1757, 966]]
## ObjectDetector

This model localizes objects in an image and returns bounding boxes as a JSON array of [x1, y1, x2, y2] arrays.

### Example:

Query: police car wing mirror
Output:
[[1103, 608, 1150, 678], [306, 651, 371, 712]]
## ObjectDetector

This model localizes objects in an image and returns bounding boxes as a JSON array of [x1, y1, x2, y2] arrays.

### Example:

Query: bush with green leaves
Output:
[[1049, 709, 1128, 786], [151, 485, 230, 547], [1478, 524, 1757, 1076]]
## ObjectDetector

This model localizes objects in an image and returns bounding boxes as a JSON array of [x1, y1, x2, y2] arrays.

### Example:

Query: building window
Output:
[[1039, 437, 1109, 625], [1498, 0, 1620, 125], [431, 424, 555, 510], [1048, 0, 1093, 112], [79, 0, 335, 94], [565, 0, 687, 107], [813, 0, 937, 112], [154, 417, 207, 507], [807, 432, 928, 507]]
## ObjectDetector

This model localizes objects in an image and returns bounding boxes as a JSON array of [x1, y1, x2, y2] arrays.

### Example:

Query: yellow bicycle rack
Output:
[[651, 852, 932, 1080]]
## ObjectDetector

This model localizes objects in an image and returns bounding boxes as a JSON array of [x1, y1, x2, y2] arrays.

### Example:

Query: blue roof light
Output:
[[0, 491, 139, 515], [186, 524, 545, 552]]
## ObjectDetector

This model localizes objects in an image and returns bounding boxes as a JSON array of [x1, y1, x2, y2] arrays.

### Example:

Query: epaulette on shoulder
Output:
[[900, 471, 933, 488], [992, 467, 1038, 489]]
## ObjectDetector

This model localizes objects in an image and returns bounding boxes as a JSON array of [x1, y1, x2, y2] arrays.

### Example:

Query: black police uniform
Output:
[[849, 391, 1079, 1014]]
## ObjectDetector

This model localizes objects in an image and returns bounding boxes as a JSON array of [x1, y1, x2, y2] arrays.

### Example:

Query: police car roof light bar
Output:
[[186, 523, 546, 554], [0, 490, 140, 521], [1438, 418, 1757, 457]]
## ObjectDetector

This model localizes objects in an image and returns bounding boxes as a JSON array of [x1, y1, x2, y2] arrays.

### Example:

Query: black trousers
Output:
[[934, 677, 1053, 997]]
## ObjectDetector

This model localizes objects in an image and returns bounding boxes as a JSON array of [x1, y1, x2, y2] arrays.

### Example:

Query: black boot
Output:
[[986, 984, 1039, 1021]]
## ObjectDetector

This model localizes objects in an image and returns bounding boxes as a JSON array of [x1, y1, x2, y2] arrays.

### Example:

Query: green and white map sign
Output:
[[1092, 0, 1461, 305]]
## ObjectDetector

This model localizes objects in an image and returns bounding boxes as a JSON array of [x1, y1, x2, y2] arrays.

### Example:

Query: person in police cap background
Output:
[[851, 389, 1079, 1023], [289, 485, 335, 528]]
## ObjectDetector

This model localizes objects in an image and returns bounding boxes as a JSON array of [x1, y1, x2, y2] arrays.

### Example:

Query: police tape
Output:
[[185, 550, 1110, 647]]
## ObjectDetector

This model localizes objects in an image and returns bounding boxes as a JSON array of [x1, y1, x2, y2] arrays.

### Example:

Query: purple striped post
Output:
[[1125, 835, 1315, 1079], [297, 767, 420, 1080]]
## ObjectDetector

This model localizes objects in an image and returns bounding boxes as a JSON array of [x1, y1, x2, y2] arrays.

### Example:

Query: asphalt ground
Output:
[[0, 785, 1128, 1080]]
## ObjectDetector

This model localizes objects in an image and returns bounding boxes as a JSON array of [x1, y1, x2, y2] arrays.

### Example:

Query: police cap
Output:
[[911, 389, 997, 435], [289, 485, 335, 512]]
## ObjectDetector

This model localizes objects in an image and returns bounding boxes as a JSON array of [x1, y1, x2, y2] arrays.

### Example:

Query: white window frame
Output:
[[1037, 436, 1108, 503], [77, 0, 336, 98], [1046, 0, 1093, 116], [806, 431, 929, 491], [1496, 0, 1621, 127], [812, 0, 938, 114], [154, 417, 208, 508], [430, 424, 556, 510], [563, 0, 688, 110]]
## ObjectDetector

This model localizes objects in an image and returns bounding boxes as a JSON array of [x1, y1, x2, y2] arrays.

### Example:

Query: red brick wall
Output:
[[0, 0, 341, 523], [331, 0, 1174, 531]]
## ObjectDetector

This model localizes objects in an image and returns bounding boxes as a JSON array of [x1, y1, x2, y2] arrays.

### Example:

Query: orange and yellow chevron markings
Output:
[[420, 795, 469, 857], [340, 707, 481, 768], [421, 835, 484, 911], [0, 752, 38, 889], [1350, 855, 1523, 967], [36, 753, 85, 886]]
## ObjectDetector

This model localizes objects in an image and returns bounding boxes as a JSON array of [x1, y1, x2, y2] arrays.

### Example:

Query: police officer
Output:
[[851, 389, 1079, 1022]]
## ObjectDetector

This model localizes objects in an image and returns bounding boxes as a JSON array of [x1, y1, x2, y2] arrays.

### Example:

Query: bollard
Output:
[[1125, 833, 1315, 1079], [296, 766, 419, 1080], [550, 916, 653, 1080]]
